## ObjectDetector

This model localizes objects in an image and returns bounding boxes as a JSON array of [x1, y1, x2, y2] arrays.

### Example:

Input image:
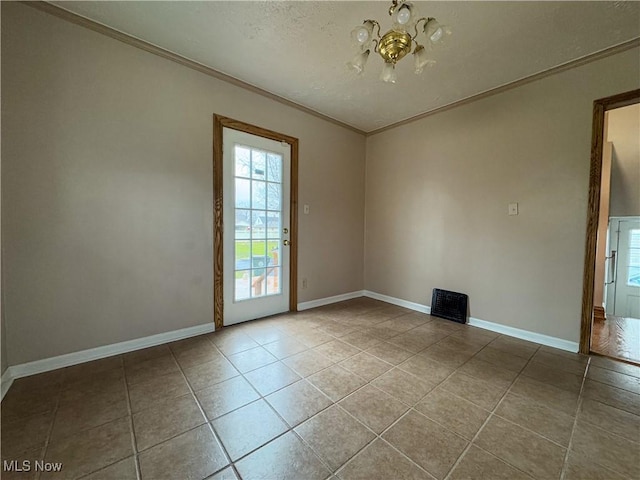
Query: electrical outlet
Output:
[[302, 278, 308, 289]]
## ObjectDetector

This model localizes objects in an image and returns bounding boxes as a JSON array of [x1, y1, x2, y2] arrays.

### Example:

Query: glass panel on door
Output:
[[233, 145, 283, 302]]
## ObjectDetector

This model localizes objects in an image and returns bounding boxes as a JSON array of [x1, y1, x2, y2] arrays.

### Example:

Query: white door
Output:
[[605, 217, 640, 318], [222, 128, 291, 325]]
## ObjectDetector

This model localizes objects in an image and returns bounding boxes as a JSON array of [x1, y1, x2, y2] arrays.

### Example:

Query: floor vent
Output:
[[431, 289, 468, 324]]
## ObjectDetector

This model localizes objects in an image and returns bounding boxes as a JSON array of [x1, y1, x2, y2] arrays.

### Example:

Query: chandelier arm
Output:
[[372, 38, 380, 54], [412, 17, 430, 40], [368, 20, 382, 40]]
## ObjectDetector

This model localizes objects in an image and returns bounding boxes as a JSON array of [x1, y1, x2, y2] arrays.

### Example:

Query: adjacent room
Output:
[[1, 2, 639, 479]]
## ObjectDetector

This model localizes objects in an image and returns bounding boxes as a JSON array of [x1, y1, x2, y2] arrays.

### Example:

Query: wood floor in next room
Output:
[[2, 297, 639, 480], [591, 315, 640, 365]]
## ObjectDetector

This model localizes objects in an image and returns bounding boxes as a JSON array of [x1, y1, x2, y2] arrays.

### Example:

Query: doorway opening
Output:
[[213, 116, 299, 329], [580, 89, 640, 363]]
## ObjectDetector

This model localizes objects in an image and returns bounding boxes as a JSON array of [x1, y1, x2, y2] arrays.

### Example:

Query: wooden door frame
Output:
[[579, 89, 640, 354], [213, 115, 299, 330]]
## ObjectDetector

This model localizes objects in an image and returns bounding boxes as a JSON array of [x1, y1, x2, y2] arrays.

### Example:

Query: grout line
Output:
[[442, 344, 541, 480], [34, 386, 63, 480], [121, 356, 142, 480], [170, 341, 236, 478], [559, 356, 590, 480]]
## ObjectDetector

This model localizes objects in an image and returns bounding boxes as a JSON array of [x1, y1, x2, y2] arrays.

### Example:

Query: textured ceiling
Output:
[[53, 1, 640, 133]]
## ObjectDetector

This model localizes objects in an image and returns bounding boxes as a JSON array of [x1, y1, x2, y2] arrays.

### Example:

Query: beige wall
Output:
[[1, 3, 365, 365], [608, 104, 640, 218], [365, 48, 640, 343]]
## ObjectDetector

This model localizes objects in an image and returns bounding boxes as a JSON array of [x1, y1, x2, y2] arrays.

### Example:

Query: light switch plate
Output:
[[508, 203, 519, 216], [303, 204, 310, 215]]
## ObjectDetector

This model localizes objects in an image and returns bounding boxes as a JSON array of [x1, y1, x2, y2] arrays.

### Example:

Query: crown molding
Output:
[[367, 37, 640, 136], [23, 1, 366, 136], [22, 2, 639, 137]]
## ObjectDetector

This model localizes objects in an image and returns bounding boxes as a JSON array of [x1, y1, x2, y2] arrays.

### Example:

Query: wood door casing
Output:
[[213, 115, 299, 330]]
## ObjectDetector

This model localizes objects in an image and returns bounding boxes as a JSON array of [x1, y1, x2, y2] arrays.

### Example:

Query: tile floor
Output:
[[2, 297, 639, 480]]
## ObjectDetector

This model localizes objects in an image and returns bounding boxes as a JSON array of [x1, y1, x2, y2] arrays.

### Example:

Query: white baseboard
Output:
[[363, 290, 579, 353], [1, 368, 14, 401], [468, 317, 579, 353], [3, 322, 215, 398], [297, 290, 365, 311], [363, 290, 431, 314]]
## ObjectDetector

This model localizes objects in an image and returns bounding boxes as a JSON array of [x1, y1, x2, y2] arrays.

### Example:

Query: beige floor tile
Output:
[[398, 356, 454, 385], [578, 397, 640, 442], [282, 350, 334, 377], [128, 371, 191, 413], [266, 380, 332, 427], [440, 372, 508, 410], [169, 335, 213, 353], [473, 346, 529, 372], [244, 362, 301, 396], [448, 445, 532, 480], [509, 375, 579, 416], [83, 456, 138, 480], [173, 343, 224, 369], [308, 365, 367, 402], [488, 337, 538, 359], [530, 350, 587, 376], [125, 354, 181, 385], [235, 431, 330, 480], [582, 378, 640, 416], [474, 416, 566, 480], [313, 340, 361, 363], [339, 385, 409, 433], [183, 357, 240, 392], [336, 331, 382, 351], [370, 368, 435, 406], [212, 399, 288, 461], [587, 366, 640, 394], [133, 393, 206, 451], [263, 337, 308, 359], [436, 337, 485, 355], [62, 357, 124, 384], [227, 346, 278, 373], [42, 417, 133, 480], [415, 388, 490, 440], [336, 353, 393, 383], [208, 467, 240, 480], [571, 420, 640, 479], [295, 405, 375, 471], [243, 326, 290, 345], [563, 450, 627, 480], [495, 392, 575, 446], [539, 346, 589, 364], [374, 318, 418, 334], [365, 342, 414, 365], [61, 368, 126, 402], [338, 439, 434, 480], [138, 424, 228, 480], [383, 410, 468, 480], [295, 330, 336, 348], [388, 331, 442, 353], [0, 411, 54, 458], [51, 387, 129, 441], [522, 362, 583, 394], [213, 333, 260, 356], [196, 375, 260, 420], [456, 358, 518, 385], [123, 344, 172, 365]]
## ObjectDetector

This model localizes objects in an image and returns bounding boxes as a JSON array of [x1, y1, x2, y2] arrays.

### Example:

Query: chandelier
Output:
[[347, 0, 451, 83]]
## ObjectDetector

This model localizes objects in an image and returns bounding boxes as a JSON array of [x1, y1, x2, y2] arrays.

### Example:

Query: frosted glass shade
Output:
[[380, 62, 397, 83], [413, 45, 436, 74], [347, 50, 370, 74]]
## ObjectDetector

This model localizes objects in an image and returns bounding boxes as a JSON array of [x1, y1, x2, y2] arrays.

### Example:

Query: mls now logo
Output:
[[3, 460, 63, 472]]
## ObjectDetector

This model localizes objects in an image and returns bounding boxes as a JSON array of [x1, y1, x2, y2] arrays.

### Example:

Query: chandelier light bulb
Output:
[[425, 19, 452, 45], [396, 6, 411, 25], [356, 27, 369, 44]]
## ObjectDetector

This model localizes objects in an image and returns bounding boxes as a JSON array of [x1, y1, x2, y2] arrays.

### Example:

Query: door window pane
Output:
[[252, 151, 266, 179], [267, 183, 281, 211], [252, 180, 266, 209], [628, 229, 640, 287], [266, 212, 281, 239], [235, 179, 250, 209], [251, 211, 266, 239], [235, 146, 251, 178], [235, 210, 251, 239], [267, 153, 282, 182]]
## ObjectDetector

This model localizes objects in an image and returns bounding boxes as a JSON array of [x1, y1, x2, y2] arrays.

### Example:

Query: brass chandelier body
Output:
[[347, 0, 451, 82]]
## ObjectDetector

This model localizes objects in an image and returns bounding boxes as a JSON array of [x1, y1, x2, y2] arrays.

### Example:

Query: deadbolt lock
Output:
[[283, 228, 289, 234], [284, 240, 291, 246]]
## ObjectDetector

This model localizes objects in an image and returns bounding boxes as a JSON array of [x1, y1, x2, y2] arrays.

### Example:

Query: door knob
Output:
[[283, 240, 291, 246]]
